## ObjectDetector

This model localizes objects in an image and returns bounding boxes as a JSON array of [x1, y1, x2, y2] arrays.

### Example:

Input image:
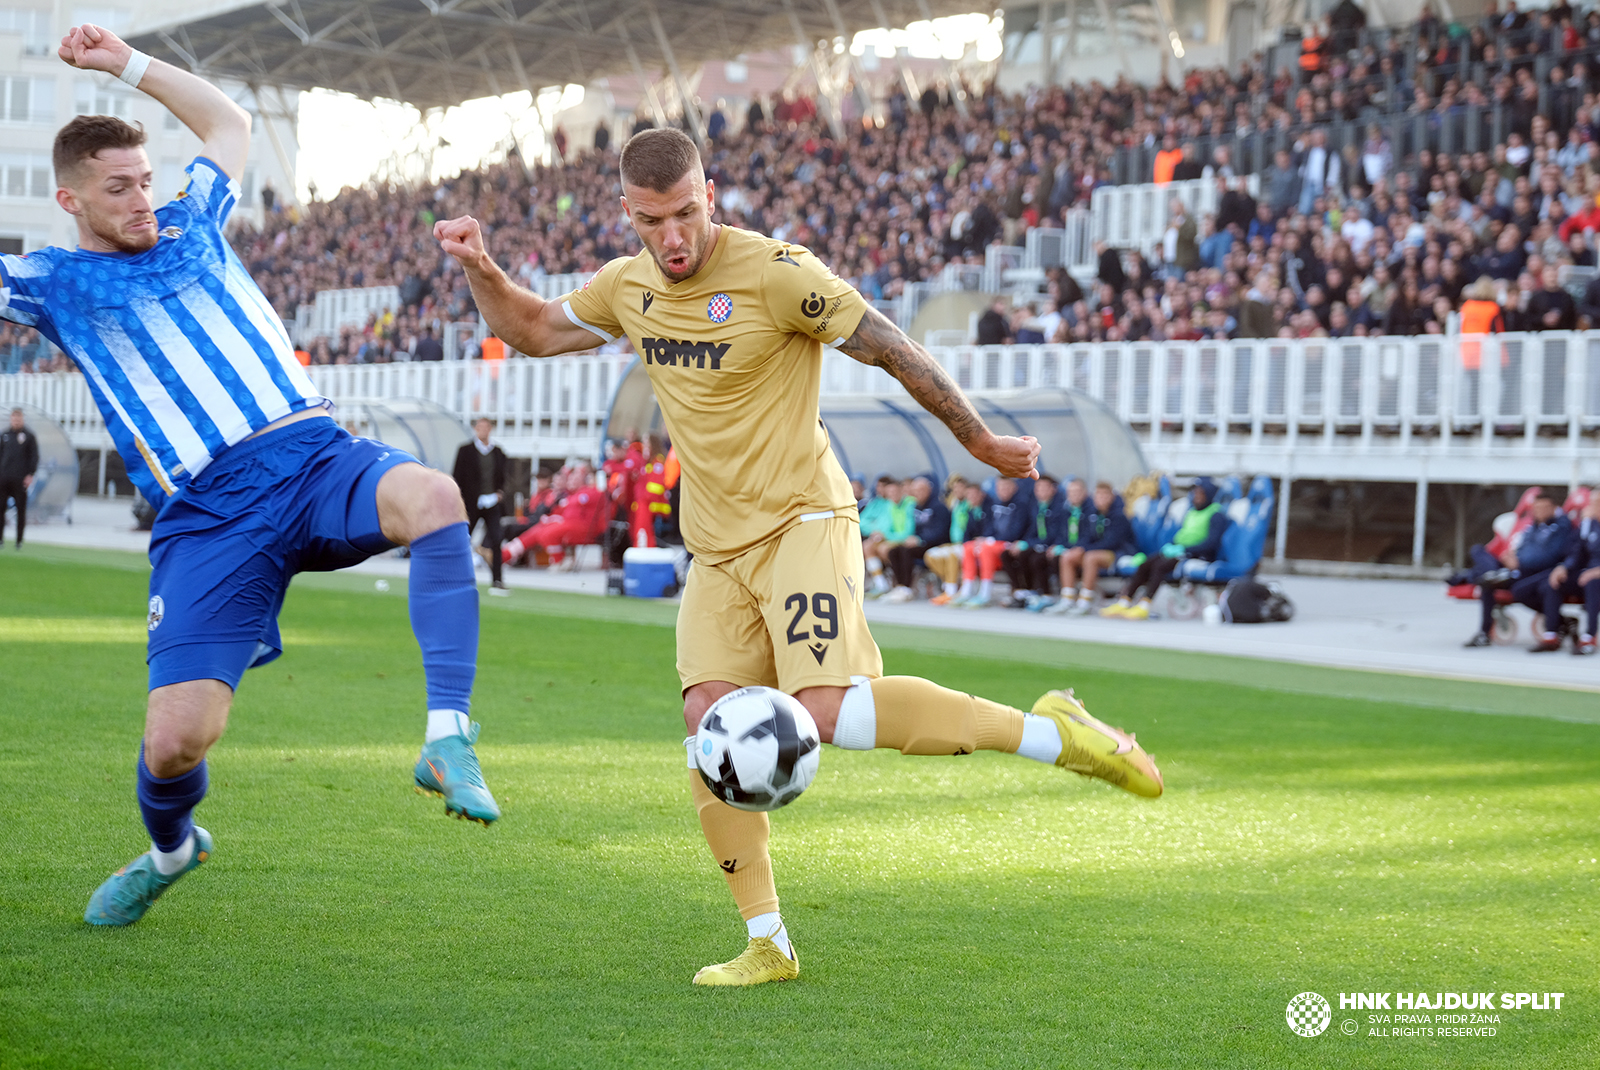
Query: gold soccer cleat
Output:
[[1032, 689, 1164, 798], [692, 936, 799, 986]]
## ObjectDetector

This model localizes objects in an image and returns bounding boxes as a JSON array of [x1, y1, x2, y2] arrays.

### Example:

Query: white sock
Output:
[[746, 911, 793, 958], [150, 831, 195, 876], [425, 709, 470, 742], [866, 557, 883, 576], [955, 581, 973, 598], [942, 582, 958, 596], [832, 676, 877, 750], [1077, 591, 1093, 603], [979, 579, 993, 598], [1015, 714, 1064, 764]]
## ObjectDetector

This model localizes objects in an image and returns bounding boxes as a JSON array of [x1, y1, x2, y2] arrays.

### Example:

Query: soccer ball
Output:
[[694, 687, 821, 812]]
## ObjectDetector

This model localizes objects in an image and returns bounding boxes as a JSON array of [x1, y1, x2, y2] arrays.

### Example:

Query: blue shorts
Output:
[[146, 416, 418, 691]]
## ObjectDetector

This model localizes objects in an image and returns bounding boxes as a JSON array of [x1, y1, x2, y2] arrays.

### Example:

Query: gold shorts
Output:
[[677, 515, 883, 693]]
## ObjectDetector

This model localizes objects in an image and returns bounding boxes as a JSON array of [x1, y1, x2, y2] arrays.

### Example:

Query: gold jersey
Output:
[[563, 226, 869, 564]]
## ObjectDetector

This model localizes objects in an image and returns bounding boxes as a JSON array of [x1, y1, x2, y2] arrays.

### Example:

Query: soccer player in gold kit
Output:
[[436, 129, 1163, 985]]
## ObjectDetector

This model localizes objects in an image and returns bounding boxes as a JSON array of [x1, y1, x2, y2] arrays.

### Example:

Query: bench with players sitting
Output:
[[1451, 485, 1599, 655], [858, 470, 1277, 620]]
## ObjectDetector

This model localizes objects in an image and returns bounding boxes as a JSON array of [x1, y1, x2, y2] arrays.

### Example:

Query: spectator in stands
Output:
[[975, 299, 1012, 346], [1047, 479, 1135, 615], [1103, 477, 1229, 620], [1543, 491, 1600, 655], [1153, 134, 1183, 186], [1465, 490, 1573, 647], [1164, 199, 1200, 278], [1267, 149, 1301, 217], [414, 327, 444, 362], [956, 476, 1028, 608], [883, 474, 951, 603], [1528, 264, 1578, 329]]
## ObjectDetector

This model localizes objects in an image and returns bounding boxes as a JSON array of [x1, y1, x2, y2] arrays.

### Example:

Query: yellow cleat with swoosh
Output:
[[1032, 689, 1163, 798]]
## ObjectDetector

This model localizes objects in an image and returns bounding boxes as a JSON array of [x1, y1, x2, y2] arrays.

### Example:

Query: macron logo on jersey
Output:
[[640, 336, 730, 370]]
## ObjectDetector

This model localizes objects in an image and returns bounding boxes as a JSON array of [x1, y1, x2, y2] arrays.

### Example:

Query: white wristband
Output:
[[118, 49, 151, 89]]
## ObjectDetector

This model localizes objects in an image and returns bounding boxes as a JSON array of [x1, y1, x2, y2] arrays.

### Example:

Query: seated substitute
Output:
[[1103, 477, 1229, 620], [923, 475, 972, 603], [862, 475, 914, 597], [1015, 474, 1062, 610], [1465, 491, 1573, 648], [883, 473, 951, 603], [1045, 479, 1133, 615], [1532, 491, 1599, 654], [956, 476, 1029, 607], [503, 464, 606, 567]]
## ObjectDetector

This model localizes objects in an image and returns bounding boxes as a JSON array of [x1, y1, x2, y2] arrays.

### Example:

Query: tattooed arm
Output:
[[837, 306, 1040, 478]]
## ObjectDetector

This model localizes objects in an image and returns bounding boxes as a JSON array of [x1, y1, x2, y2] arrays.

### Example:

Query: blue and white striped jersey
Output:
[[0, 156, 324, 508]]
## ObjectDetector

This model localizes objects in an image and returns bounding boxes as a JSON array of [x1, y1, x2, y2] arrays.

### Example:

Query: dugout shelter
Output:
[[600, 359, 1149, 490], [9, 404, 79, 525], [334, 397, 471, 473]]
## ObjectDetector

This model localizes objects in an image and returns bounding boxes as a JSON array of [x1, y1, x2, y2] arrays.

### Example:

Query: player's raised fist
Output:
[[434, 216, 488, 269], [58, 24, 132, 75], [975, 433, 1041, 479]]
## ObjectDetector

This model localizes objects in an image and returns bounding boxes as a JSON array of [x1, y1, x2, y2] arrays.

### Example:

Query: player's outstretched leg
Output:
[[378, 465, 500, 824], [826, 676, 1163, 798], [87, 680, 230, 926], [687, 770, 799, 986]]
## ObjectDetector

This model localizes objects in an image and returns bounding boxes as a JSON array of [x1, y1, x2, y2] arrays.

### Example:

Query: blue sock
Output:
[[408, 522, 478, 713], [136, 746, 208, 852]]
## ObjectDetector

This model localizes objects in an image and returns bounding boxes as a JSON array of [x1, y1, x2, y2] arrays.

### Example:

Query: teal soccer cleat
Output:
[[414, 723, 501, 825], [84, 826, 213, 927]]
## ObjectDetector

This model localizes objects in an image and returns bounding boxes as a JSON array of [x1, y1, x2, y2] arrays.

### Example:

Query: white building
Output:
[[0, 1, 298, 256]]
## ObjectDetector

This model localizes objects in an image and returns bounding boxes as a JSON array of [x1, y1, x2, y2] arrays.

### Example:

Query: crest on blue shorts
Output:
[[707, 293, 733, 323]]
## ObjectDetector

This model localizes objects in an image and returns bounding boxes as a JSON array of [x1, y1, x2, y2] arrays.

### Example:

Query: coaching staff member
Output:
[[1, 407, 39, 548], [454, 417, 509, 593]]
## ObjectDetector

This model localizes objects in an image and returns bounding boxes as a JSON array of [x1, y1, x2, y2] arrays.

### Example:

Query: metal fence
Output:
[[308, 351, 634, 460], [1088, 176, 1263, 260], [6, 333, 1598, 484]]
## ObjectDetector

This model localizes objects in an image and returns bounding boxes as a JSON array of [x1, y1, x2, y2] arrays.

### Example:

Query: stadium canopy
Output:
[[127, 0, 994, 112], [335, 397, 471, 472], [9, 404, 79, 525], [602, 361, 1149, 490]]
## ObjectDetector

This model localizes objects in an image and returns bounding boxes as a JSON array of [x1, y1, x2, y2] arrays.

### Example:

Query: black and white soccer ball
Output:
[[694, 687, 821, 812]]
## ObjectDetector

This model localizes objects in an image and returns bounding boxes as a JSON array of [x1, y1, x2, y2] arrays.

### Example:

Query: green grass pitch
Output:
[[1, 547, 1596, 1069]]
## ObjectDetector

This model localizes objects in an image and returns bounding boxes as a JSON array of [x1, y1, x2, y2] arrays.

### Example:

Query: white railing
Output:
[[1089, 176, 1263, 260], [308, 351, 633, 460], [6, 333, 1598, 483], [295, 285, 401, 343]]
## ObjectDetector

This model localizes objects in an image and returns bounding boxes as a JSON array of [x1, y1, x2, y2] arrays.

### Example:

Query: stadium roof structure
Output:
[[127, 0, 995, 112]]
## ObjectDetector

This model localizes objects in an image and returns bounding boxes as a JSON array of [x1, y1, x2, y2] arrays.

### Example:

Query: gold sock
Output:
[[868, 676, 1025, 755], [690, 770, 778, 920]]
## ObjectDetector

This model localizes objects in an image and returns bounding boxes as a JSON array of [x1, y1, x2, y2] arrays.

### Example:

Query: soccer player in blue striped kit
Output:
[[0, 23, 501, 926]]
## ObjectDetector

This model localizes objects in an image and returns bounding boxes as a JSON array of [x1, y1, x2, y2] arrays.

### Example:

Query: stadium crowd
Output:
[[195, 2, 1600, 368], [7, 6, 1600, 372]]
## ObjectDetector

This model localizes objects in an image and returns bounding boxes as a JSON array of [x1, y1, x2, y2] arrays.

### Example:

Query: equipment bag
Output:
[[1218, 577, 1295, 623]]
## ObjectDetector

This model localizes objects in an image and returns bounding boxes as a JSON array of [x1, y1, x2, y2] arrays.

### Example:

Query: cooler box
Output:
[[623, 547, 678, 598]]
